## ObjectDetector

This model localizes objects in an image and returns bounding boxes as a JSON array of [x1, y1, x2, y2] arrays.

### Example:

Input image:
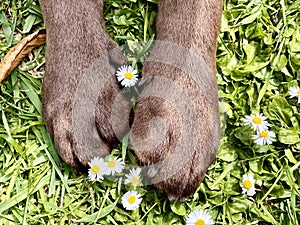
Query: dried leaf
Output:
[[0, 29, 46, 84]]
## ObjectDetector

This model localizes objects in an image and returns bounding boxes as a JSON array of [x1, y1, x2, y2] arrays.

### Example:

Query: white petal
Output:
[[88, 171, 96, 181], [121, 79, 128, 87], [247, 188, 256, 196], [117, 76, 124, 81]]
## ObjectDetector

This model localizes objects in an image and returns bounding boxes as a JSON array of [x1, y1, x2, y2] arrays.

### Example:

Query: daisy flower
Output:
[[106, 157, 125, 175], [124, 167, 142, 187], [116, 65, 138, 87], [252, 130, 276, 146], [243, 113, 270, 132], [88, 157, 108, 181], [288, 86, 300, 103], [121, 191, 142, 211], [241, 174, 256, 196], [186, 209, 214, 225]]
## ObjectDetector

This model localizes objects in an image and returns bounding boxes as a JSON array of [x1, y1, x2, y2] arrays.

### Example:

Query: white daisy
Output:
[[124, 167, 142, 187], [241, 174, 256, 196], [186, 209, 214, 225], [116, 65, 138, 87], [252, 130, 276, 146], [243, 113, 270, 132], [88, 157, 108, 181], [288, 86, 300, 103], [106, 157, 125, 175], [121, 191, 142, 211]]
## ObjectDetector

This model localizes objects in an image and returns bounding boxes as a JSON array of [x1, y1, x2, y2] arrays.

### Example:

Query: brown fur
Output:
[[130, 0, 223, 200], [39, 0, 130, 169]]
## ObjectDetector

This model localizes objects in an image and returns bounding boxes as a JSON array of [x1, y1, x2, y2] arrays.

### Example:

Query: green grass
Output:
[[0, 0, 300, 224]]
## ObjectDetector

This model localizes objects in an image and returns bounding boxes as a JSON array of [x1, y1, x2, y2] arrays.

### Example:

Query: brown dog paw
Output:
[[131, 56, 220, 200], [130, 0, 222, 201], [40, 0, 130, 169]]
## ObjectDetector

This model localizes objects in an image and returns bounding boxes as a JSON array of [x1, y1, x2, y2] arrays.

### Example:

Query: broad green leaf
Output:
[[284, 149, 298, 164], [229, 197, 250, 214], [264, 96, 293, 125], [234, 126, 253, 145], [0, 11, 13, 46], [23, 14, 36, 33], [240, 10, 261, 25], [218, 142, 239, 162], [271, 54, 288, 71], [212, 162, 237, 189], [243, 41, 257, 64], [238, 61, 269, 73], [170, 202, 186, 216], [278, 128, 299, 144]]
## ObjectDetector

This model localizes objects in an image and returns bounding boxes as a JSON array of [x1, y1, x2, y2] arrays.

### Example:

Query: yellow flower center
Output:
[[297, 90, 300, 95], [128, 196, 136, 204], [108, 160, 116, 168], [244, 180, 252, 189], [131, 177, 138, 185], [124, 72, 134, 80], [195, 219, 205, 225], [91, 165, 100, 174], [260, 131, 268, 138], [252, 117, 262, 124]]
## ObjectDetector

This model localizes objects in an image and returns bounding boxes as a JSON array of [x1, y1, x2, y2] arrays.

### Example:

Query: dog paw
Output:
[[41, 2, 131, 169], [131, 55, 220, 200]]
